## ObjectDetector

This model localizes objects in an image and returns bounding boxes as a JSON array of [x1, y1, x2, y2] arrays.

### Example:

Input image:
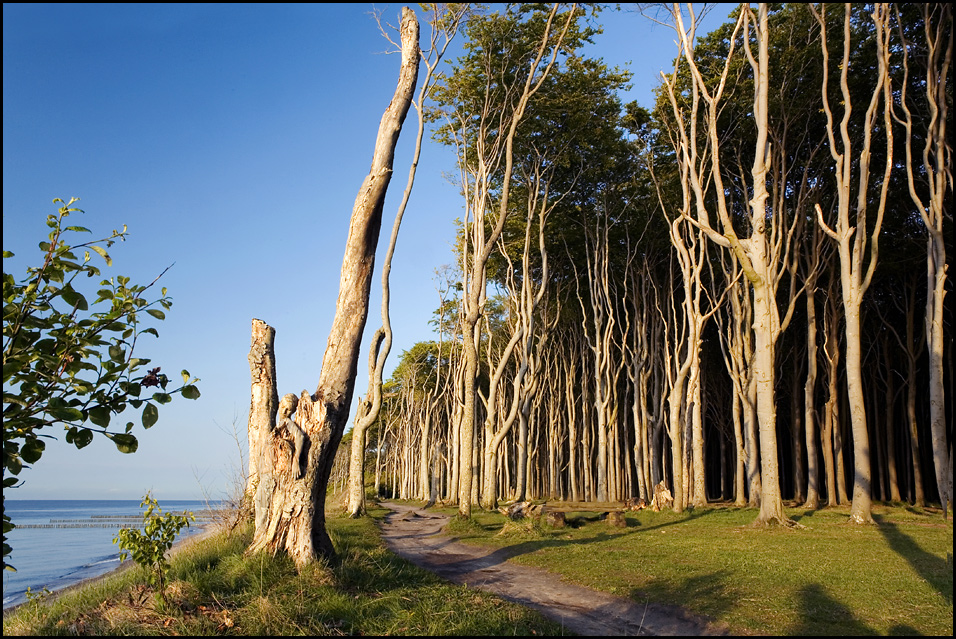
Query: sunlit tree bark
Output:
[[247, 318, 278, 532], [248, 8, 419, 565], [895, 3, 952, 517], [346, 4, 465, 518], [811, 3, 895, 524]]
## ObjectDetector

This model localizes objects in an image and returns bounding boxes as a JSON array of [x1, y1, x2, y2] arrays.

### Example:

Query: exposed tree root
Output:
[[749, 515, 806, 530]]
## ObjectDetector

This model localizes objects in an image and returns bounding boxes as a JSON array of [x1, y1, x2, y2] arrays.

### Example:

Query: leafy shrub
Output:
[[113, 492, 194, 605]]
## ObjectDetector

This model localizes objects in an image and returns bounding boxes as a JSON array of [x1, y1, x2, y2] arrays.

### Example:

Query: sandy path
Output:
[[378, 502, 729, 636]]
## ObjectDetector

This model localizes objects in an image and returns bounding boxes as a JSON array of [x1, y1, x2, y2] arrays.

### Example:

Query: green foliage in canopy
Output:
[[430, 4, 664, 318], [649, 3, 934, 265]]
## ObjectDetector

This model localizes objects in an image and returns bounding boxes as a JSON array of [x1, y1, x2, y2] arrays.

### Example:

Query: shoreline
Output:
[[2, 519, 227, 617]]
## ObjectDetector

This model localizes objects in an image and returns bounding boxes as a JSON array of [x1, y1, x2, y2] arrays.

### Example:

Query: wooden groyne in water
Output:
[[14, 523, 141, 529], [15, 510, 224, 529]]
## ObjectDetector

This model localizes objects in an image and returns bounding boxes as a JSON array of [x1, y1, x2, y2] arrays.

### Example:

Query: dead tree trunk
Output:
[[247, 318, 279, 532], [247, 7, 419, 567]]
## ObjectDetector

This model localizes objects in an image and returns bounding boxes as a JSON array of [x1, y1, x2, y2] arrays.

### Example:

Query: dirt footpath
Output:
[[378, 502, 729, 636]]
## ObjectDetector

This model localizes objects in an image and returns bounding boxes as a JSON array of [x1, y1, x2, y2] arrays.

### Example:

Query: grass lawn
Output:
[[431, 502, 953, 636]]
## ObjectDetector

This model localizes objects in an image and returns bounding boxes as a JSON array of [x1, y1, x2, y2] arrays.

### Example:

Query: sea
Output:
[[3, 499, 223, 611]]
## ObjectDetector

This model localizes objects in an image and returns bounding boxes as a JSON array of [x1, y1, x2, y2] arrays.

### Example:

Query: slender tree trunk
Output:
[[792, 353, 806, 503], [897, 3, 952, 517], [565, 350, 581, 503], [844, 305, 873, 522], [458, 316, 480, 517], [901, 294, 926, 506], [811, 3, 894, 525], [803, 285, 821, 509], [248, 9, 419, 565], [753, 281, 789, 523], [882, 344, 901, 502]]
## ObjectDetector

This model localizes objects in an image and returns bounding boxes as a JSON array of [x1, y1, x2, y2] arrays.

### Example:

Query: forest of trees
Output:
[[336, 3, 952, 527]]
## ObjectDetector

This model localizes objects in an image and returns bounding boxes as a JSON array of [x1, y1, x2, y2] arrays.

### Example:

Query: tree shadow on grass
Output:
[[626, 569, 736, 625], [455, 505, 724, 571], [789, 583, 922, 636], [875, 518, 953, 606]]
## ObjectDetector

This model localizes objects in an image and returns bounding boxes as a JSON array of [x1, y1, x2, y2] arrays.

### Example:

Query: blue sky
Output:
[[3, 3, 729, 501]]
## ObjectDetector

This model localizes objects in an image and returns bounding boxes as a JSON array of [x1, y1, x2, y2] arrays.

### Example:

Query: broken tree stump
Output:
[[499, 501, 545, 520], [607, 511, 627, 528], [545, 511, 566, 528], [650, 481, 674, 511]]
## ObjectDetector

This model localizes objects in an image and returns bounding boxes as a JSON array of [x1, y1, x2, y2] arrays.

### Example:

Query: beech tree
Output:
[[345, 3, 467, 519], [894, 3, 952, 517], [431, 3, 577, 518], [810, 2, 895, 524], [247, 7, 420, 565]]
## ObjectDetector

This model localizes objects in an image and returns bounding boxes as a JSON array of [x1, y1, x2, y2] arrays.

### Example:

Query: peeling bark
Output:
[[247, 318, 278, 532]]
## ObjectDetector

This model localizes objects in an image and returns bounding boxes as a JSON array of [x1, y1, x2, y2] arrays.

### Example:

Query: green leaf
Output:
[[6, 455, 22, 476], [88, 406, 112, 428], [49, 406, 84, 422], [142, 403, 158, 429], [108, 344, 124, 363], [108, 433, 138, 454], [181, 385, 201, 400], [60, 285, 89, 311], [34, 339, 57, 354], [145, 309, 165, 320], [72, 428, 94, 449], [20, 438, 45, 464], [89, 245, 112, 266], [152, 392, 172, 405]]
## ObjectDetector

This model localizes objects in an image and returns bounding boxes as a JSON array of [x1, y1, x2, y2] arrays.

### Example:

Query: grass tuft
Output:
[[443, 513, 490, 536], [496, 517, 547, 539]]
